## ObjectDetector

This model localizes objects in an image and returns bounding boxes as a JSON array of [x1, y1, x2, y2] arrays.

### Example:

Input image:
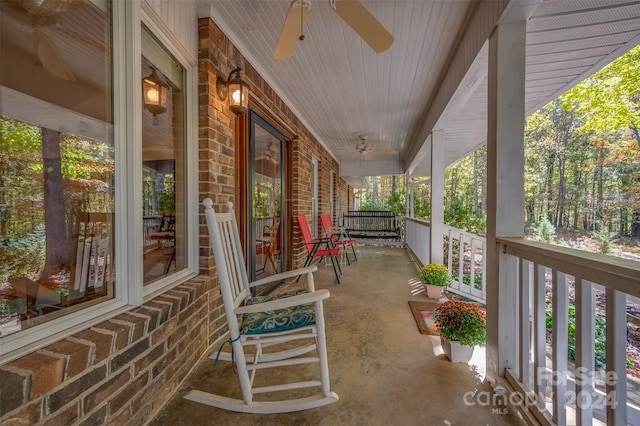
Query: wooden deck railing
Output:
[[444, 225, 486, 303], [498, 237, 640, 426], [405, 219, 487, 303], [405, 220, 640, 424]]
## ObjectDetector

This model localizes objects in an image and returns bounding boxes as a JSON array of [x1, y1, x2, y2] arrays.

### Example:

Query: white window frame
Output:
[[0, 0, 199, 362], [330, 170, 335, 222], [311, 157, 319, 238], [137, 7, 199, 303]]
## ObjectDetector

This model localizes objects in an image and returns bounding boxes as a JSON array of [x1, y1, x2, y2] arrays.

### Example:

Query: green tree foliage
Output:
[[357, 47, 639, 244], [546, 304, 608, 368], [358, 176, 407, 215], [563, 45, 640, 143], [1, 117, 114, 281], [441, 147, 487, 234], [524, 46, 640, 238], [531, 217, 556, 243]]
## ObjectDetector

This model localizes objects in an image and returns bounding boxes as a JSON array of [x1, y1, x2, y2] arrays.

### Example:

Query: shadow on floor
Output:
[[150, 245, 526, 426]]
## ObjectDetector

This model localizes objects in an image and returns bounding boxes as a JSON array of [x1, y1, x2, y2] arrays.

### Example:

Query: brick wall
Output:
[[0, 16, 353, 425], [0, 278, 217, 424]]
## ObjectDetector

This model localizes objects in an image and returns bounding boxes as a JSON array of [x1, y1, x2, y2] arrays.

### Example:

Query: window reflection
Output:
[[252, 119, 284, 282], [0, 0, 113, 336], [141, 28, 185, 285]]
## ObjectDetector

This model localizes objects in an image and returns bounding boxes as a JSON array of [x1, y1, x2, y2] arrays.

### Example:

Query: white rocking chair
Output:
[[184, 199, 338, 413]]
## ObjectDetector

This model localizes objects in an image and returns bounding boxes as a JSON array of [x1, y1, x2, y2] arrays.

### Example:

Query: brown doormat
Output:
[[408, 300, 440, 335]]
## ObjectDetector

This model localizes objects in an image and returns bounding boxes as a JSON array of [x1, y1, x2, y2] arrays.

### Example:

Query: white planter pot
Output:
[[424, 284, 444, 299], [441, 337, 475, 363]]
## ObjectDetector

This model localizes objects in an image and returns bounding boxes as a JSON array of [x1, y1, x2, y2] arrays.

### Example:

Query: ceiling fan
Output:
[[273, 0, 394, 61], [355, 136, 398, 161], [1, 0, 92, 81], [256, 143, 280, 164]]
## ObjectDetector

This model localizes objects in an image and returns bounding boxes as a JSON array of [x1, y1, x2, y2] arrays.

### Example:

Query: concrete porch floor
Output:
[[150, 245, 526, 426]]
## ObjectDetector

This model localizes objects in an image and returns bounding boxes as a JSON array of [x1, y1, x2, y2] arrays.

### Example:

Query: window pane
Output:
[[141, 28, 186, 285], [0, 1, 113, 337]]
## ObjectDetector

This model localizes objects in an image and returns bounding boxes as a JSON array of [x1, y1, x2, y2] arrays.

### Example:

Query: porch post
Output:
[[485, 21, 526, 383], [430, 130, 445, 264]]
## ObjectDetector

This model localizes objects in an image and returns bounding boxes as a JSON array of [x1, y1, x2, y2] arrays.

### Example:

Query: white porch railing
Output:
[[405, 218, 430, 264], [498, 237, 640, 426], [443, 225, 487, 304], [405, 218, 487, 304]]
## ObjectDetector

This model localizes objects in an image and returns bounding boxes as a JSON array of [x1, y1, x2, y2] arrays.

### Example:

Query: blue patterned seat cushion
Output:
[[247, 288, 310, 305], [241, 289, 315, 335]]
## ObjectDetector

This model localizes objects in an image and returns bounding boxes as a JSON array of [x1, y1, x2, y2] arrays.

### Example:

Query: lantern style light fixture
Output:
[[216, 66, 250, 115], [142, 67, 169, 116]]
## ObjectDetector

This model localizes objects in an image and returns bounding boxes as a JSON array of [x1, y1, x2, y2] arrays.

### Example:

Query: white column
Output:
[[406, 176, 412, 218], [485, 21, 526, 383], [430, 130, 445, 265]]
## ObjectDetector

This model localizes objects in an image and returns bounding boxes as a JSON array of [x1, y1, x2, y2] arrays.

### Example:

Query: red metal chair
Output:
[[296, 215, 342, 284], [320, 213, 357, 265], [255, 223, 280, 274]]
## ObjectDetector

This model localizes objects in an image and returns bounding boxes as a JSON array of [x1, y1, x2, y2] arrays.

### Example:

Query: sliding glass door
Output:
[[249, 112, 285, 282]]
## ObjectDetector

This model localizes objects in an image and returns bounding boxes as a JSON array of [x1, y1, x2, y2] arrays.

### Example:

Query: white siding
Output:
[[142, 0, 198, 64]]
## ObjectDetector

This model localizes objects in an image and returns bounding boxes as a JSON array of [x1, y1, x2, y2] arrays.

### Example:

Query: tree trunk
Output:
[[40, 128, 70, 286], [596, 147, 604, 228], [545, 152, 556, 222], [449, 168, 458, 207], [473, 150, 479, 211], [372, 176, 378, 203], [631, 123, 640, 150], [632, 209, 640, 238], [556, 158, 565, 227]]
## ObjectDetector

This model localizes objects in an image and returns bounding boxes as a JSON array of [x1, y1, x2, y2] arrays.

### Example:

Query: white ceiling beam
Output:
[[403, 0, 542, 175]]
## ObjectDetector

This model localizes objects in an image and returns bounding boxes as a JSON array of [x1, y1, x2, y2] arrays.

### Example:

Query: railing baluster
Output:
[[457, 232, 464, 292], [534, 263, 547, 409], [481, 239, 487, 301], [519, 258, 530, 388], [606, 288, 627, 426], [552, 271, 568, 426], [491, 238, 639, 425], [575, 278, 594, 426], [471, 237, 478, 297], [446, 228, 452, 268]]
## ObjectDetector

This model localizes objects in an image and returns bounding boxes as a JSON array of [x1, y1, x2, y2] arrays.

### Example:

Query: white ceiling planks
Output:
[[201, 0, 640, 179]]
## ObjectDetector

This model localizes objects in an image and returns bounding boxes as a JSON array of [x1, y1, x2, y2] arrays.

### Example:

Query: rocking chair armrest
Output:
[[235, 289, 330, 314], [248, 265, 318, 288]]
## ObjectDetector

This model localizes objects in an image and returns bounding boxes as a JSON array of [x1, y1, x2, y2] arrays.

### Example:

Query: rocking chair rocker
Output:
[[184, 199, 338, 413]]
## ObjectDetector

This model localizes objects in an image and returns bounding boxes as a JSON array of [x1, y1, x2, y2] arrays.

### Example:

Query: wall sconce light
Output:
[[142, 67, 169, 118], [216, 66, 250, 115]]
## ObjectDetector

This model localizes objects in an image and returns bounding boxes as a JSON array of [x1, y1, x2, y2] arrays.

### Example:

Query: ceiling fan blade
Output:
[[331, 0, 393, 53], [22, 0, 90, 16], [37, 31, 75, 81], [373, 148, 398, 155], [362, 151, 372, 161], [273, 0, 310, 61]]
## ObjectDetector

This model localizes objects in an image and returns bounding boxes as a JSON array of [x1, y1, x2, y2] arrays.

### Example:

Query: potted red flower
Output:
[[434, 300, 486, 362]]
